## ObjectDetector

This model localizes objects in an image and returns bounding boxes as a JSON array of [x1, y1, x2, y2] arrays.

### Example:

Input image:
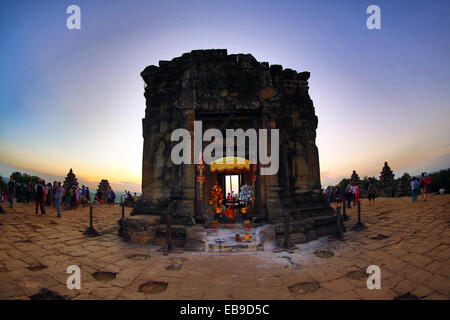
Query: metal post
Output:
[[273, 209, 295, 253], [157, 214, 182, 255], [118, 199, 125, 236], [83, 205, 100, 236], [334, 206, 345, 240], [342, 200, 348, 221], [90, 206, 93, 227], [118, 198, 125, 224], [350, 200, 368, 231]]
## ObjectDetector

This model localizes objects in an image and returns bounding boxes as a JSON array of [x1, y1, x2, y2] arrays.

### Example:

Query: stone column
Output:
[[177, 109, 196, 223], [262, 110, 284, 222]]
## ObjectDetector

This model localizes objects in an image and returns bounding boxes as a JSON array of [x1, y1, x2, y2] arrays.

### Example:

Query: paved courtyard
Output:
[[0, 194, 449, 300]]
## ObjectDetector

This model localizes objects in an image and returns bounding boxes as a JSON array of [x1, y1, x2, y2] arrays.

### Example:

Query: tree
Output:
[[8, 171, 42, 202], [396, 173, 411, 197], [0, 176, 7, 193], [431, 168, 450, 193], [361, 176, 379, 191], [338, 178, 350, 190]]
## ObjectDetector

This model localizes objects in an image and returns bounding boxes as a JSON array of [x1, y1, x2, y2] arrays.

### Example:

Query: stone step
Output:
[[290, 233, 307, 244], [156, 224, 187, 239], [315, 225, 338, 237], [290, 206, 334, 218], [205, 242, 262, 253], [204, 228, 263, 253], [274, 221, 307, 234], [311, 215, 336, 227]]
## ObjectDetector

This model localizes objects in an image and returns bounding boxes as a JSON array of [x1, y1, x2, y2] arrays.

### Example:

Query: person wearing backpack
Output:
[[354, 184, 360, 205], [54, 182, 63, 217], [368, 183, 377, 202], [335, 186, 343, 205], [345, 185, 352, 208], [85, 187, 90, 205], [7, 176, 16, 209], [419, 173, 427, 201], [426, 175, 433, 193], [35, 180, 47, 215], [64, 186, 71, 210], [411, 177, 419, 202]]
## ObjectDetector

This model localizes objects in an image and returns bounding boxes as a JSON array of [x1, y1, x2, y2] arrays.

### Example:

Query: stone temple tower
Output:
[[126, 49, 339, 246]]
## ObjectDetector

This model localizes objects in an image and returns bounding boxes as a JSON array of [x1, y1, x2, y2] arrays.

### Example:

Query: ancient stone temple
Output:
[[123, 49, 338, 248], [97, 179, 111, 202], [379, 162, 395, 197], [350, 170, 361, 186], [63, 168, 78, 189]]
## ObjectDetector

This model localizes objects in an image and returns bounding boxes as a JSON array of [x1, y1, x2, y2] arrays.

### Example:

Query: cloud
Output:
[[397, 153, 450, 176]]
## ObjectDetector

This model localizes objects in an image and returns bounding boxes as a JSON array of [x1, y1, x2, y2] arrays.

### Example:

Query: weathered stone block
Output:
[[305, 231, 318, 241], [120, 215, 159, 244]]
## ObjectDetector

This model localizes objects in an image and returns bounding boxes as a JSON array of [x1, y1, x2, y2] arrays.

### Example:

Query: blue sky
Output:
[[1, 0, 449, 191]]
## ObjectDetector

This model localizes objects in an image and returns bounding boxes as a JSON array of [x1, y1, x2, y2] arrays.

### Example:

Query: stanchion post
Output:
[[157, 214, 182, 255], [83, 205, 100, 236], [273, 209, 296, 253], [117, 198, 125, 236], [342, 200, 348, 221], [350, 200, 368, 231], [90, 205, 93, 227], [334, 206, 345, 240]]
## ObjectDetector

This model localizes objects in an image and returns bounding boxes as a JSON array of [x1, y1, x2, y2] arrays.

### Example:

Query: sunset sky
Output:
[[1, 0, 449, 191]]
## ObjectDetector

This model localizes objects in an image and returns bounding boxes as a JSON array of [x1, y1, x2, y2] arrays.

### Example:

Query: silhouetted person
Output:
[[35, 180, 46, 215], [54, 182, 63, 217], [8, 176, 15, 209]]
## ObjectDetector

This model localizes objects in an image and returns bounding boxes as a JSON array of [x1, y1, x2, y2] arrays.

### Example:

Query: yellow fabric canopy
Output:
[[210, 156, 250, 173]]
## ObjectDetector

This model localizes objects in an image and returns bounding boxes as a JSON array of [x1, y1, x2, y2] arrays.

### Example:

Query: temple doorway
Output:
[[193, 110, 266, 223], [224, 174, 240, 196]]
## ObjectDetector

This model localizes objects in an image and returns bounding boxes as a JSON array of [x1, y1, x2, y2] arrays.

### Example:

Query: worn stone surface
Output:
[[184, 225, 206, 251], [0, 194, 448, 300], [256, 224, 277, 249]]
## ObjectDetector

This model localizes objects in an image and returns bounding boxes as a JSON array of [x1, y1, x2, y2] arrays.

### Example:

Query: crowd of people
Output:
[[2, 176, 140, 217], [323, 173, 435, 205], [29, 181, 92, 217], [410, 173, 433, 202], [123, 190, 139, 207], [324, 182, 374, 208], [93, 186, 115, 205]]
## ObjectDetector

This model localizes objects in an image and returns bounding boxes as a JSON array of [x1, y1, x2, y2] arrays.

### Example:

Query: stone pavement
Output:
[[0, 195, 449, 300]]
